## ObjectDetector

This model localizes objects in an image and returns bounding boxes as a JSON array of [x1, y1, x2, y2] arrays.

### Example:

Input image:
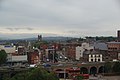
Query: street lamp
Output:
[[63, 62, 66, 80], [53, 50, 54, 63], [64, 68, 66, 80]]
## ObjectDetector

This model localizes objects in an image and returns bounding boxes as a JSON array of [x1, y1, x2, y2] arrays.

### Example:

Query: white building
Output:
[[8, 55, 28, 62], [0, 45, 16, 62], [89, 54, 102, 62], [0, 45, 28, 66], [76, 43, 93, 60], [0, 45, 16, 53]]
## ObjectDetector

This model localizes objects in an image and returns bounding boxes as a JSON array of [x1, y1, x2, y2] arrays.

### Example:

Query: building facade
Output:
[[76, 43, 93, 60], [107, 42, 120, 60], [89, 54, 102, 62]]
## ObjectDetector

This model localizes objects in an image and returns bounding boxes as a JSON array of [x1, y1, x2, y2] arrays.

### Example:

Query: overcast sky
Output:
[[0, 0, 120, 39]]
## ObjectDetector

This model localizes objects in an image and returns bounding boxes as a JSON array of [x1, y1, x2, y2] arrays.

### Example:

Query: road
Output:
[[88, 76, 120, 80]]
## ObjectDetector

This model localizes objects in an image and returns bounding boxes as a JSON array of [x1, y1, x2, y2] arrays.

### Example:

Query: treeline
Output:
[[86, 36, 117, 42], [104, 62, 120, 73], [67, 36, 117, 43], [4, 68, 59, 80]]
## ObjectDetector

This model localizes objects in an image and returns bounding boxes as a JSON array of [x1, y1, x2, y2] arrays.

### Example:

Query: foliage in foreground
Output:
[[8, 68, 59, 80], [74, 76, 83, 80], [0, 50, 7, 65], [104, 62, 120, 73]]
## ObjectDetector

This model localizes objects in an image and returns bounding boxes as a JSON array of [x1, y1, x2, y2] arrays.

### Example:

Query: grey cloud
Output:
[[0, 0, 120, 37], [0, 33, 59, 39], [5, 27, 34, 31], [6, 28, 14, 31], [26, 28, 34, 30], [64, 30, 116, 37]]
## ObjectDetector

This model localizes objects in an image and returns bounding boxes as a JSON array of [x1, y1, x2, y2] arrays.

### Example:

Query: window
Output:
[[98, 55, 100, 57], [91, 59, 93, 62], [98, 59, 100, 61], [91, 55, 93, 57], [95, 59, 97, 62]]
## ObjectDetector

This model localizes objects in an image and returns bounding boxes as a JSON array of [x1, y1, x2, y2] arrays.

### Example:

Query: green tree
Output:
[[112, 62, 120, 73], [8, 68, 59, 80], [8, 72, 27, 80], [33, 41, 48, 49], [0, 50, 7, 65], [75, 76, 83, 80], [104, 62, 112, 73], [27, 68, 58, 80]]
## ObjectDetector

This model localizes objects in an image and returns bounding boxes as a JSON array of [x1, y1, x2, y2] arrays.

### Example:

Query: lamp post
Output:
[[63, 62, 66, 80], [53, 50, 54, 63], [64, 68, 66, 80]]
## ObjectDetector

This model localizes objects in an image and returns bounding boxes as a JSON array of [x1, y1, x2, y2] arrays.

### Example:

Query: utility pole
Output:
[[64, 62, 66, 80], [53, 50, 54, 63]]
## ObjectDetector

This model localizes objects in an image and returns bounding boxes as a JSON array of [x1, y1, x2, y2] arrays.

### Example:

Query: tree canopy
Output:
[[112, 62, 120, 73], [0, 50, 7, 65], [8, 68, 59, 80]]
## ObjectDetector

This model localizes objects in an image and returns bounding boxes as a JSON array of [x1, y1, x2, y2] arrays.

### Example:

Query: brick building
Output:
[[61, 43, 81, 60], [28, 50, 40, 64], [107, 42, 120, 60]]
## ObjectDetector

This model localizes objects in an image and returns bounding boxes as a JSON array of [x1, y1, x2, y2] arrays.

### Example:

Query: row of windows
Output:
[[89, 55, 101, 57], [108, 48, 117, 50], [90, 59, 101, 62]]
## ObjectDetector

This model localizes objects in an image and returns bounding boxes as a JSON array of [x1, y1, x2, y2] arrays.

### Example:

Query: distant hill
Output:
[[0, 36, 73, 42], [43, 37, 73, 41], [23, 36, 73, 41]]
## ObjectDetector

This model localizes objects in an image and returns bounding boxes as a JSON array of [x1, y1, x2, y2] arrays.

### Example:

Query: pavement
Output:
[[59, 76, 120, 80], [59, 79, 72, 80], [89, 76, 120, 80]]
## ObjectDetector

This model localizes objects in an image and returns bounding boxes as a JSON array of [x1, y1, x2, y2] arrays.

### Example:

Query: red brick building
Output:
[[61, 43, 81, 60], [107, 42, 120, 60], [28, 50, 40, 64]]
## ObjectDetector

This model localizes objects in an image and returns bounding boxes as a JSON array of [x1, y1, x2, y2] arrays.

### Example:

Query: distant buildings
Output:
[[1, 31, 120, 67]]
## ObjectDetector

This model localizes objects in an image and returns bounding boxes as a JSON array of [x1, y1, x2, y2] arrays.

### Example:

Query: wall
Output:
[[11, 55, 27, 62]]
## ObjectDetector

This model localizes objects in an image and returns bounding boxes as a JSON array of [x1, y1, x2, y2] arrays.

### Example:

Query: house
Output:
[[82, 50, 103, 62]]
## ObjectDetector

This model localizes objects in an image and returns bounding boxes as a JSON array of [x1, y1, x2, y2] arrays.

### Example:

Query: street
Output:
[[88, 76, 120, 80]]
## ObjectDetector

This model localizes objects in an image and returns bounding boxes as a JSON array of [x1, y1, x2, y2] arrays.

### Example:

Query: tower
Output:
[[117, 30, 120, 42], [38, 35, 42, 41]]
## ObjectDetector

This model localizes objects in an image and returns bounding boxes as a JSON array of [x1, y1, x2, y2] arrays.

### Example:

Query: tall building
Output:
[[117, 30, 120, 42]]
